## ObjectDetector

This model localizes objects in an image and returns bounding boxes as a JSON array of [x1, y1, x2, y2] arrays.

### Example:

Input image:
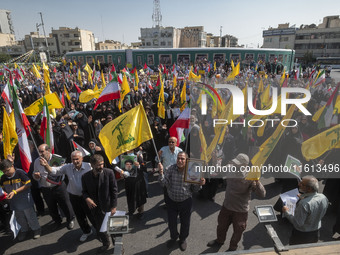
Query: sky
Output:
[[2, 0, 340, 48]]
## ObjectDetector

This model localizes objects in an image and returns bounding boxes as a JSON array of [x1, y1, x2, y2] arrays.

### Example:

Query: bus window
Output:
[[257, 54, 266, 63], [147, 54, 154, 66], [269, 54, 276, 63], [78, 56, 84, 64], [117, 55, 122, 65], [196, 54, 208, 63], [159, 54, 172, 65], [86, 56, 93, 64], [96, 55, 104, 63], [230, 53, 240, 63], [107, 55, 113, 64], [278, 54, 283, 63], [213, 54, 225, 64], [244, 54, 254, 64], [177, 54, 190, 65], [137, 55, 143, 66]]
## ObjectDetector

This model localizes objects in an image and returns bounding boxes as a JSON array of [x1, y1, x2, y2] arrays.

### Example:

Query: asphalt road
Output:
[[0, 168, 337, 255]]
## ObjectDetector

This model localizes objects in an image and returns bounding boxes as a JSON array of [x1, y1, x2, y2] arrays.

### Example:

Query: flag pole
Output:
[[28, 127, 40, 155], [151, 138, 161, 163]]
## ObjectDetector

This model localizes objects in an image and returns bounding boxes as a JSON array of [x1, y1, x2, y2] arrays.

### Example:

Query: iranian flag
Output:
[[72, 141, 90, 157], [313, 84, 340, 129], [110, 64, 118, 82], [40, 97, 54, 153], [169, 108, 191, 146], [1, 81, 13, 111], [93, 81, 120, 110], [313, 69, 326, 87], [11, 86, 32, 172]]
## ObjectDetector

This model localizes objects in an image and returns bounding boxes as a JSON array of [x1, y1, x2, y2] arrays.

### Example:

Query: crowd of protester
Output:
[[0, 57, 339, 253]]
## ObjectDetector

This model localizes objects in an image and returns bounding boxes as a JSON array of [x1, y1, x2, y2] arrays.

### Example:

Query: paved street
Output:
[[0, 167, 337, 255]]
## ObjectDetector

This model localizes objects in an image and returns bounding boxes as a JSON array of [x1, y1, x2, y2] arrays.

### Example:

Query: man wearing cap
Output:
[[207, 153, 266, 251]]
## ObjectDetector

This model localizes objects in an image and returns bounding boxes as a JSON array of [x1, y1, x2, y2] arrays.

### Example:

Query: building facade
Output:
[[23, 32, 58, 56], [51, 27, 95, 55], [0, 9, 16, 47], [96, 40, 122, 50], [262, 16, 340, 59], [140, 26, 181, 48], [295, 16, 340, 59], [262, 23, 296, 49], [179, 26, 206, 48]]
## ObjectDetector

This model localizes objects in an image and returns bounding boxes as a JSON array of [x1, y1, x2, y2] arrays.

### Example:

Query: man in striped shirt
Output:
[[158, 151, 205, 251]]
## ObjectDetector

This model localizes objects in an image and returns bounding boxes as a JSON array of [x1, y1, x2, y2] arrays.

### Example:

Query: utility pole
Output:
[[38, 12, 50, 62], [220, 26, 223, 47]]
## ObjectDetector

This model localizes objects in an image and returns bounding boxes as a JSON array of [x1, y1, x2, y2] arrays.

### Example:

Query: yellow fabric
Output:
[[199, 125, 207, 162], [280, 70, 286, 87], [32, 64, 41, 79], [79, 88, 103, 103], [134, 69, 139, 91], [247, 104, 296, 180], [302, 124, 340, 161], [173, 75, 177, 88], [180, 81, 187, 112], [78, 69, 83, 87], [261, 83, 271, 109], [64, 85, 70, 100], [2, 107, 18, 159], [157, 78, 165, 119], [84, 63, 93, 84], [24, 92, 64, 115], [99, 104, 153, 163], [101, 70, 106, 88], [258, 78, 264, 94], [188, 71, 201, 82]]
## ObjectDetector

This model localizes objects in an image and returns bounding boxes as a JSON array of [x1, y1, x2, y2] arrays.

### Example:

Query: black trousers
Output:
[[91, 207, 115, 246], [31, 186, 45, 213], [289, 228, 319, 245], [41, 182, 75, 223], [167, 197, 192, 242], [69, 193, 95, 234]]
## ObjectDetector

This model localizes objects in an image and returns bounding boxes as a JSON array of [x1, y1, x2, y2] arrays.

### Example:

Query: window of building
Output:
[[107, 55, 113, 64], [177, 54, 190, 64], [74, 34, 79, 37], [64, 34, 70, 38], [159, 54, 172, 65], [101, 46, 104, 50], [105, 46, 108, 49], [74, 42, 80, 45], [96, 55, 104, 63], [230, 53, 240, 63], [160, 41, 166, 46], [61, 42, 65, 46], [195, 54, 208, 62], [146, 42, 151, 46], [214, 54, 225, 64], [168, 41, 172, 46], [147, 54, 154, 65]]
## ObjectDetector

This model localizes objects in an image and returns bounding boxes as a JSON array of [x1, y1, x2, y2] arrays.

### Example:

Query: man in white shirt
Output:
[[33, 144, 75, 231], [40, 150, 95, 242]]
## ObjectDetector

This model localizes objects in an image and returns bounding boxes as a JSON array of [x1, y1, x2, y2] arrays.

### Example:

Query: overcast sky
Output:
[[2, 0, 340, 47]]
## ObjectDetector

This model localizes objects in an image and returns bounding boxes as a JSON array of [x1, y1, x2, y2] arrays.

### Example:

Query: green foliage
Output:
[[0, 53, 11, 63]]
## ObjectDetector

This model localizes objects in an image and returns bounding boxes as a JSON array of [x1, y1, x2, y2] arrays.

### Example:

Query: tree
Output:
[[302, 51, 316, 66], [0, 53, 11, 63]]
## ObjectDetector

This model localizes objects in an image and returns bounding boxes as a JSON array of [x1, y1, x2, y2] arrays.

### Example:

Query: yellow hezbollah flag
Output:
[[247, 104, 296, 180], [199, 124, 207, 162], [101, 70, 106, 88], [134, 69, 139, 91], [302, 124, 340, 161], [78, 69, 83, 87], [188, 71, 201, 82], [119, 74, 131, 112], [32, 64, 41, 79], [173, 75, 177, 88], [261, 82, 271, 109], [2, 107, 18, 159], [157, 78, 165, 119], [226, 60, 235, 81], [84, 63, 93, 84], [99, 103, 153, 163], [24, 92, 64, 116], [180, 81, 187, 112], [79, 88, 103, 103], [64, 85, 70, 100], [258, 78, 264, 94]]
